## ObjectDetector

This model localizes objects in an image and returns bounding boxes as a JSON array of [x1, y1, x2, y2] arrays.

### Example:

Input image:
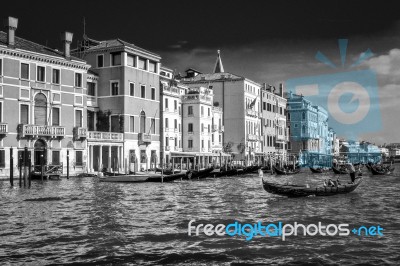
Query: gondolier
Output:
[[347, 163, 356, 183]]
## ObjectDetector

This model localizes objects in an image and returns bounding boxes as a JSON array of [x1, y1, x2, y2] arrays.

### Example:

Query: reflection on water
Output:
[[1, 167, 400, 265]]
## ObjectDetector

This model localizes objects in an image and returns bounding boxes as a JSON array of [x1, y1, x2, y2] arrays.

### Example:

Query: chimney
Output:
[[4, 17, 18, 47], [279, 83, 284, 97], [61, 32, 73, 58]]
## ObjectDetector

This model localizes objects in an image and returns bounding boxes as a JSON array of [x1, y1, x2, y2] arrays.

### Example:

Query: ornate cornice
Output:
[[0, 47, 91, 71]]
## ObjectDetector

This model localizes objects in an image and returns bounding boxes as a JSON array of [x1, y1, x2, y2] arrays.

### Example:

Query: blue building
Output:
[[286, 93, 332, 167]]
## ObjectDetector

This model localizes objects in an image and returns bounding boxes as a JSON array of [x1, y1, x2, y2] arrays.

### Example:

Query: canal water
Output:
[[1, 166, 400, 265]]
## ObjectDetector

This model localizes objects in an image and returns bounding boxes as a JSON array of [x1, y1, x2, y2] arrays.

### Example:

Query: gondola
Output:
[[273, 165, 300, 175], [146, 172, 187, 182], [185, 167, 215, 179], [370, 166, 392, 175], [309, 167, 330, 173], [261, 166, 272, 173], [332, 166, 348, 174], [309, 167, 323, 173], [262, 177, 363, 197], [154, 168, 180, 175], [210, 168, 238, 178]]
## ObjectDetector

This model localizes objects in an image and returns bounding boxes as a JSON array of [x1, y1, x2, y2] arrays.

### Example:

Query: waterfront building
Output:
[[181, 51, 262, 165], [73, 35, 161, 172], [339, 140, 381, 163], [260, 84, 288, 160], [286, 92, 331, 166], [159, 66, 185, 166], [0, 17, 91, 178], [180, 86, 218, 168]]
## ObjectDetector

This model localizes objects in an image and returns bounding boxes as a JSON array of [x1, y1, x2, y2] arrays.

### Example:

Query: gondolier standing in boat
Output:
[[347, 163, 356, 183]]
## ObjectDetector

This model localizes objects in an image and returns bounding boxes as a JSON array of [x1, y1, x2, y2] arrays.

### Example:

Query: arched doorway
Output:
[[34, 139, 47, 166], [34, 93, 47, 125]]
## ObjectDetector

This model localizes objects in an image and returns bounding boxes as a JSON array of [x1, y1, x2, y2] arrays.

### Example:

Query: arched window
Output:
[[140, 111, 146, 133], [35, 93, 47, 125]]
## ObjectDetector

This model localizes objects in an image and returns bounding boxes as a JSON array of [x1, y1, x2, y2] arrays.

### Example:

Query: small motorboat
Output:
[[262, 176, 363, 197]]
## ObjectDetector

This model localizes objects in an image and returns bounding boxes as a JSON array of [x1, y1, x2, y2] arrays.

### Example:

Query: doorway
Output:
[[34, 139, 47, 166]]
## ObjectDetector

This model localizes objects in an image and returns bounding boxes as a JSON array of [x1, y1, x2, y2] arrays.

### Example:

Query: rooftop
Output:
[[182, 72, 245, 83], [81, 37, 161, 59], [0, 31, 85, 62]]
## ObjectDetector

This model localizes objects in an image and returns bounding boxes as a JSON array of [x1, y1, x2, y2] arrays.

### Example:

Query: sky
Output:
[[2, 0, 400, 144]]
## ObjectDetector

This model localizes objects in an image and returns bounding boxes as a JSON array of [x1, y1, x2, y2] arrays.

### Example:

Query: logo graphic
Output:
[[286, 39, 382, 141]]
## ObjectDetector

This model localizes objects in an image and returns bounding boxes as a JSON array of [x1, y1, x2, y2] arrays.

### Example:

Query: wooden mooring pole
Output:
[[10, 147, 13, 187]]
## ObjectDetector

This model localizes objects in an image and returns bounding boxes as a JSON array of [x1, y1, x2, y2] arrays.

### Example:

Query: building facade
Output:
[[0, 17, 90, 178], [181, 51, 262, 165], [260, 84, 288, 160], [73, 36, 161, 172], [159, 66, 185, 166], [286, 92, 331, 166]]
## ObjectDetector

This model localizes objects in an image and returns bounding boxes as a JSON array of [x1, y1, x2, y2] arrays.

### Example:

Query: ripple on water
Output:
[[0, 166, 400, 265]]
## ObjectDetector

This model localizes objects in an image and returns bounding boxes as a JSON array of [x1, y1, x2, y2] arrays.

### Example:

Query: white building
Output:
[[181, 51, 262, 165]]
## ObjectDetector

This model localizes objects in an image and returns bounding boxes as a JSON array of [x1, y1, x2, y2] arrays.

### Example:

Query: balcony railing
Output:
[[19, 124, 65, 138], [87, 131, 123, 142], [246, 109, 258, 117], [165, 146, 170, 151], [219, 126, 224, 132], [74, 127, 87, 140], [0, 123, 8, 135], [138, 133, 152, 143], [87, 96, 97, 107], [212, 125, 218, 132], [247, 134, 260, 141], [276, 134, 289, 142], [182, 94, 212, 104], [163, 86, 179, 94]]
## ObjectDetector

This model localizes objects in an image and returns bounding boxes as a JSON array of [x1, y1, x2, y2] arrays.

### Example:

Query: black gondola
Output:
[[332, 166, 348, 174], [370, 166, 391, 175], [309, 167, 323, 173], [273, 165, 300, 175], [262, 177, 363, 197], [185, 167, 215, 180], [146, 172, 187, 182]]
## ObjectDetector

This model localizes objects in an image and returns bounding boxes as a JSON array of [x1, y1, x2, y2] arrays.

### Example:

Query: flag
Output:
[[249, 96, 258, 109]]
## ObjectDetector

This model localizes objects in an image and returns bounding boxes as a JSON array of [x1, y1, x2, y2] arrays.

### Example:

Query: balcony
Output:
[[247, 134, 260, 142], [87, 96, 97, 107], [0, 123, 8, 135], [165, 146, 170, 151], [138, 133, 152, 144], [276, 134, 289, 142], [219, 126, 224, 132], [246, 109, 258, 117], [19, 124, 65, 138], [201, 148, 206, 152], [87, 131, 123, 142], [73, 127, 87, 140], [182, 94, 212, 104], [212, 125, 218, 132]]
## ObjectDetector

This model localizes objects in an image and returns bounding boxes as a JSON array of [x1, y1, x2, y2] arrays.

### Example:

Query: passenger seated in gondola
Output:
[[324, 179, 335, 187]]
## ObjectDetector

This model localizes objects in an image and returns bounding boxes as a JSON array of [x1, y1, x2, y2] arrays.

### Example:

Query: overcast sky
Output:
[[2, 0, 400, 144]]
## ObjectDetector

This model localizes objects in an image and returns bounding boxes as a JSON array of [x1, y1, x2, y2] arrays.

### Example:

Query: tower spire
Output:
[[213, 49, 225, 73]]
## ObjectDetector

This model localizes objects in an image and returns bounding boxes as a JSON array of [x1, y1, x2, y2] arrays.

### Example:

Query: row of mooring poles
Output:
[[12, 147, 31, 188], [9, 146, 70, 188]]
